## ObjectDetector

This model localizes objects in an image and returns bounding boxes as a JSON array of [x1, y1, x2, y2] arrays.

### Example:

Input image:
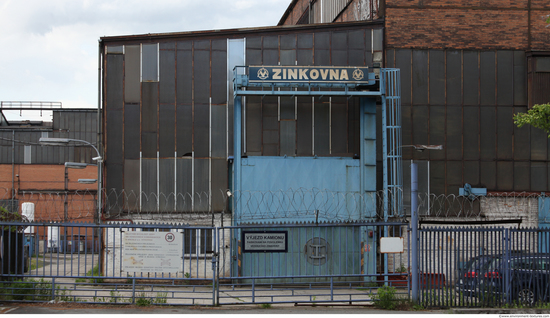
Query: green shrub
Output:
[[372, 285, 397, 310]]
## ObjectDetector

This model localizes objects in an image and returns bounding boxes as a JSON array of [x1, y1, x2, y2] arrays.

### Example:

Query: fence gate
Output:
[[216, 222, 410, 305]]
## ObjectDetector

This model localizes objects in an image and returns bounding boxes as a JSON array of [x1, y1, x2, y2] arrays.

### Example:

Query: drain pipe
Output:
[[411, 161, 419, 303], [12, 130, 15, 210]]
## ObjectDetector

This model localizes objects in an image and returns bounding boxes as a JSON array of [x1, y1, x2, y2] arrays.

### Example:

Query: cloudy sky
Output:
[[0, 0, 290, 121]]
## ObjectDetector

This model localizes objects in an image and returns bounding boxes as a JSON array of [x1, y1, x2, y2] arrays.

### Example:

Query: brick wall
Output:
[[279, 0, 311, 26]]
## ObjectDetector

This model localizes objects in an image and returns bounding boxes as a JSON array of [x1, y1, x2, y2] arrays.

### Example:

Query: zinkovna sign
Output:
[[242, 231, 288, 253], [249, 66, 369, 84]]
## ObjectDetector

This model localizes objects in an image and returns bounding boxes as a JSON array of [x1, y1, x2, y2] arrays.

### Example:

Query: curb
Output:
[[450, 308, 550, 315]]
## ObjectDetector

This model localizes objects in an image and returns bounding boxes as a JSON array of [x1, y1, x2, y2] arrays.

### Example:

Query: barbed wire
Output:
[[1, 187, 548, 223]]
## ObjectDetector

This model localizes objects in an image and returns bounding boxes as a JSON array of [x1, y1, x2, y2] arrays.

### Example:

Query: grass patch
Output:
[[260, 303, 272, 309], [29, 259, 46, 271], [0, 278, 73, 301]]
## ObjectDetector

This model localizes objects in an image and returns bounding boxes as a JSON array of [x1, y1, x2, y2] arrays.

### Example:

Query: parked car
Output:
[[457, 253, 550, 306]]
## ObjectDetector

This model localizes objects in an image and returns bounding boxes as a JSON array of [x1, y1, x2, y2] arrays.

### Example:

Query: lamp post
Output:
[[40, 138, 102, 224]]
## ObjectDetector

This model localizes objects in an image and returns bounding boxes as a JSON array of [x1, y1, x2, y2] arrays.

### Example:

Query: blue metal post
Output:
[[411, 161, 419, 303], [233, 95, 242, 225]]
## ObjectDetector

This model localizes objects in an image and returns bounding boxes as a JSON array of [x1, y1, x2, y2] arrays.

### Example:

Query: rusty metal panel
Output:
[[281, 50, 296, 65], [125, 45, 140, 104], [464, 161, 480, 186], [141, 159, 157, 212], [314, 101, 330, 156], [176, 158, 192, 211], [194, 40, 210, 50], [281, 34, 296, 49], [106, 54, 123, 112], [124, 104, 140, 159], [395, 49, 411, 106], [497, 51, 514, 106], [314, 49, 330, 65], [514, 162, 530, 191], [531, 162, 548, 192], [297, 97, 313, 156], [263, 49, 279, 65], [160, 42, 175, 50], [429, 106, 445, 160], [106, 163, 124, 208], [314, 32, 330, 49], [159, 159, 175, 211], [297, 49, 313, 65], [412, 50, 428, 105], [176, 49, 192, 105], [107, 109, 123, 164], [497, 161, 513, 191], [263, 35, 278, 49], [429, 50, 445, 106], [480, 161, 496, 190], [349, 30, 364, 50], [513, 51, 527, 106], [194, 104, 210, 158], [211, 104, 226, 158], [497, 106, 513, 160], [123, 159, 140, 207], [463, 51, 479, 106], [159, 104, 175, 158], [142, 82, 158, 133], [513, 106, 529, 161], [159, 50, 175, 104], [211, 159, 228, 211], [176, 104, 192, 157], [194, 159, 209, 211], [280, 120, 296, 156], [480, 107, 496, 160], [530, 125, 548, 161], [298, 33, 313, 49], [194, 49, 210, 105], [349, 49, 364, 66], [463, 106, 480, 160], [480, 52, 496, 105], [211, 49, 227, 105], [141, 132, 157, 158], [446, 50, 461, 106], [246, 96, 262, 156], [331, 102, 347, 155], [246, 36, 261, 49]]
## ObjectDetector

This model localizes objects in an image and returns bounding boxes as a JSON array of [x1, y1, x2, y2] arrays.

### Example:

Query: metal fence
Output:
[[418, 226, 550, 308]]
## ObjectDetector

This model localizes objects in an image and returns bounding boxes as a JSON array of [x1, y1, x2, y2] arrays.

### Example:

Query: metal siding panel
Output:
[[480, 161, 496, 190], [331, 102, 347, 155], [349, 50, 364, 66], [141, 132, 157, 159], [314, 102, 330, 156], [332, 50, 347, 66], [246, 36, 261, 49], [106, 54, 123, 124], [348, 99, 360, 156], [530, 126, 548, 161], [194, 159, 209, 212], [297, 33, 313, 49], [176, 158, 192, 211], [281, 34, 296, 49], [106, 163, 124, 210], [429, 106, 446, 160], [480, 107, 496, 160], [263, 99, 279, 156], [314, 50, 330, 65], [463, 106, 480, 160], [447, 161, 463, 187], [463, 51, 479, 106], [177, 104, 193, 157], [297, 97, 313, 156], [497, 51, 514, 106], [386, 49, 395, 68], [395, 49, 411, 106], [412, 104, 428, 146], [159, 159, 175, 212], [280, 120, 296, 156], [514, 161, 530, 191], [429, 50, 445, 105], [211, 159, 228, 211], [497, 106, 513, 160], [194, 49, 210, 105], [176, 49, 192, 105], [401, 104, 412, 159], [463, 161, 480, 186], [247, 49, 261, 65], [297, 49, 313, 65], [123, 159, 140, 209], [314, 32, 330, 50], [412, 50, 429, 105], [513, 106, 530, 160], [159, 104, 175, 158], [142, 82, 158, 133], [447, 106, 462, 160], [430, 161, 445, 195], [124, 45, 140, 104], [263, 49, 279, 65], [514, 51, 527, 106], [160, 50, 175, 104], [263, 36, 278, 49], [446, 50, 462, 106], [107, 110, 123, 164], [246, 96, 262, 155], [142, 44, 158, 82], [373, 29, 383, 52], [348, 30, 364, 50], [211, 104, 226, 158], [480, 52, 496, 105], [141, 159, 157, 212], [194, 104, 210, 158], [280, 50, 296, 66], [194, 40, 210, 50], [531, 162, 547, 192], [211, 49, 227, 105], [497, 161, 513, 191], [124, 104, 140, 159]]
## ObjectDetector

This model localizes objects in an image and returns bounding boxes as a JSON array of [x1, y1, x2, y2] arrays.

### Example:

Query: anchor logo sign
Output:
[[257, 67, 269, 80], [352, 69, 364, 81]]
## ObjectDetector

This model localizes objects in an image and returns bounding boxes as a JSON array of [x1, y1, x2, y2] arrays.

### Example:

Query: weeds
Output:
[[372, 285, 398, 310], [260, 303, 272, 309], [0, 278, 73, 301]]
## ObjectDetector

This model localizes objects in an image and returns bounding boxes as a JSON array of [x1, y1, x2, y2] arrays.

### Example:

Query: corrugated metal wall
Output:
[[0, 110, 97, 164], [102, 25, 383, 213], [386, 48, 550, 195]]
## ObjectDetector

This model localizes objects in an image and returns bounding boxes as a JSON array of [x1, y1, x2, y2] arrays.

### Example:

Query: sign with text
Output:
[[249, 66, 370, 84], [123, 231, 182, 273], [242, 231, 288, 253]]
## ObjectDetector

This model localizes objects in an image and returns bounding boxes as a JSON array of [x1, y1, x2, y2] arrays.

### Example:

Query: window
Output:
[[141, 43, 159, 82], [24, 145, 31, 164], [527, 54, 550, 107], [184, 229, 213, 254]]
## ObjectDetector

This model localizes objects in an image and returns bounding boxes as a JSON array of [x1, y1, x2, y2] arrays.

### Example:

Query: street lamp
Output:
[[40, 138, 103, 224]]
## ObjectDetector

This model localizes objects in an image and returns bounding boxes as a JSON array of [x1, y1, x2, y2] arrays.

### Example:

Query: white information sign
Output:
[[123, 231, 182, 273], [380, 237, 404, 254]]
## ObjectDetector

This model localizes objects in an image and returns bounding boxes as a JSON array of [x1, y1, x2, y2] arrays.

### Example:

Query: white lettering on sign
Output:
[[243, 232, 287, 252], [123, 231, 183, 273]]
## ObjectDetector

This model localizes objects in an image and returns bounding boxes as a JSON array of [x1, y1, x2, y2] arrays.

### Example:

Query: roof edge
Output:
[[277, 0, 300, 26]]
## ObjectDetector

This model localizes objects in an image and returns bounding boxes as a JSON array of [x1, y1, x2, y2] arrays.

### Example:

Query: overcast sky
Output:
[[0, 0, 290, 121]]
